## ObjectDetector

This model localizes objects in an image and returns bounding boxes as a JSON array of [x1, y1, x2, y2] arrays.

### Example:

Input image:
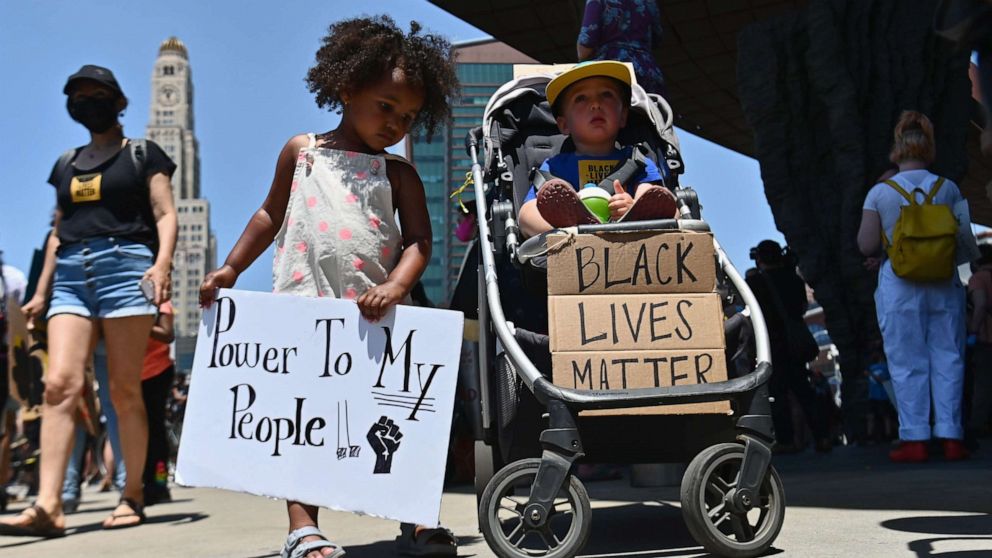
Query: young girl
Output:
[[198, 16, 459, 558]]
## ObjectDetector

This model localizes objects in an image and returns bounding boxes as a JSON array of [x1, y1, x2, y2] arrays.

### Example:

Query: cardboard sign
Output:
[[546, 232, 715, 295], [176, 289, 463, 527], [551, 350, 731, 416], [548, 293, 725, 352]]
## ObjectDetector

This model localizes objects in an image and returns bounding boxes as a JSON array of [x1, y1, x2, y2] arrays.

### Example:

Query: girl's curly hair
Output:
[[305, 15, 460, 140]]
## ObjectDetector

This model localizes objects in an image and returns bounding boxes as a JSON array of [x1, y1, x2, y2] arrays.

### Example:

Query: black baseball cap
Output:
[[63, 65, 124, 96], [751, 239, 784, 262]]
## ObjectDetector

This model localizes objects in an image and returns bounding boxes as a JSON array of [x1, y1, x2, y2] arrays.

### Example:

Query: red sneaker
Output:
[[536, 178, 600, 228], [889, 441, 928, 463], [942, 439, 969, 461], [619, 185, 679, 222]]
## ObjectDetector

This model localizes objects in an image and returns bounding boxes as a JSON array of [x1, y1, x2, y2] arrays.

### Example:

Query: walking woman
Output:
[[0, 65, 177, 536], [858, 111, 968, 463]]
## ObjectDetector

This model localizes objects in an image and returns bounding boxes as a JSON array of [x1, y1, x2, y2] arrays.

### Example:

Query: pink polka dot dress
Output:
[[273, 133, 405, 300]]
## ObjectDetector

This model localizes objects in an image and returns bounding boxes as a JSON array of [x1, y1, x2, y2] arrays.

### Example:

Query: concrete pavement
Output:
[[1, 444, 990, 557]]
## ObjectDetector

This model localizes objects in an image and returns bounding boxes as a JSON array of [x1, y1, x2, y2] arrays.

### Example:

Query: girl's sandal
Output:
[[281, 526, 346, 558], [395, 522, 457, 557], [0, 505, 66, 538], [102, 497, 146, 530]]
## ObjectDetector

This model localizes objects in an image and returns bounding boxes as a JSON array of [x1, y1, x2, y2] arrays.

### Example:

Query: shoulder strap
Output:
[[884, 179, 916, 204], [924, 177, 946, 204], [531, 142, 652, 193], [595, 143, 649, 194], [128, 139, 147, 180], [306, 133, 316, 149], [531, 168, 553, 191], [54, 148, 78, 185], [382, 153, 413, 166]]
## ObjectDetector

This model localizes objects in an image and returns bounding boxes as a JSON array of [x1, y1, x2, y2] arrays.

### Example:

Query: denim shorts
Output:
[[47, 237, 158, 320]]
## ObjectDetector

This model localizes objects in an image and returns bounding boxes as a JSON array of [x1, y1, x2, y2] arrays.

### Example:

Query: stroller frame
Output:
[[464, 72, 783, 558]]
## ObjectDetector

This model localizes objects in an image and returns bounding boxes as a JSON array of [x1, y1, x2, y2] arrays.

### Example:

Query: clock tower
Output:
[[147, 37, 197, 200], [146, 37, 216, 341]]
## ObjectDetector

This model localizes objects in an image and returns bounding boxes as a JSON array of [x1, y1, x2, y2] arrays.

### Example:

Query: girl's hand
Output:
[[200, 265, 239, 308], [143, 264, 172, 305], [608, 179, 634, 220], [20, 294, 47, 329], [357, 281, 406, 323]]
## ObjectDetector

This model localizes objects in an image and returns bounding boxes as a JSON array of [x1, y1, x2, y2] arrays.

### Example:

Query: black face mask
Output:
[[67, 96, 119, 133]]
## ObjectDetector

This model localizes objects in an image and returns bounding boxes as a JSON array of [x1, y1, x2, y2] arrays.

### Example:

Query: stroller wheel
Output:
[[479, 458, 591, 558], [680, 443, 785, 558]]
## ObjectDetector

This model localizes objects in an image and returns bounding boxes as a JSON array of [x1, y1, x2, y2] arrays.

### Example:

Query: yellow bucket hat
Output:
[[545, 60, 633, 112]]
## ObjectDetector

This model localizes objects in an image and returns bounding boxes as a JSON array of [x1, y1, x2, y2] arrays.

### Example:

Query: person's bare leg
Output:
[[101, 314, 154, 528], [287, 501, 336, 558], [0, 314, 95, 530], [0, 410, 14, 485]]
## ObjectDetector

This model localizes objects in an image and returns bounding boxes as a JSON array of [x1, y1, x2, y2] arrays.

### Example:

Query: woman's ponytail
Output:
[[889, 110, 936, 165]]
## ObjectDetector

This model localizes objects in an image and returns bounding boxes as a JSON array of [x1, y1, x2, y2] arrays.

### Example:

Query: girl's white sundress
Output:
[[273, 133, 405, 299]]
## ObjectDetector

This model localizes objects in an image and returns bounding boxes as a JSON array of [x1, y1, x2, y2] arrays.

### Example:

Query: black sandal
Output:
[[102, 497, 146, 530], [395, 522, 457, 557], [0, 504, 66, 538]]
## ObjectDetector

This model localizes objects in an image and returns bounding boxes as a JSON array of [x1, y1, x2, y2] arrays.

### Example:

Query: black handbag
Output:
[[762, 273, 820, 364]]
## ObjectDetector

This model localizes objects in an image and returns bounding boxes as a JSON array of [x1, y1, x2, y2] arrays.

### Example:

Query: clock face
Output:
[[158, 85, 180, 106]]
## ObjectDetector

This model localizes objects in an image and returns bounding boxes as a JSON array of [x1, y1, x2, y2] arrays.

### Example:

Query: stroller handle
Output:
[[469, 149, 774, 409], [465, 126, 483, 157]]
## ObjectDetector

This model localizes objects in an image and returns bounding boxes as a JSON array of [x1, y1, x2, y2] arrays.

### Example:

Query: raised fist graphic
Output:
[[367, 415, 403, 474]]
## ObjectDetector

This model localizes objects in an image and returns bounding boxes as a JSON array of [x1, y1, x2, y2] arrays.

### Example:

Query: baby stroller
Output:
[[460, 71, 785, 558]]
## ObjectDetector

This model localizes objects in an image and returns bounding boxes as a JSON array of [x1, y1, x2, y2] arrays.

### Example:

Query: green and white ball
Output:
[[579, 184, 611, 223]]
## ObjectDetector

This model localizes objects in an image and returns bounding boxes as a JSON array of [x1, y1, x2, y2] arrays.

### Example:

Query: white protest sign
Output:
[[176, 289, 464, 526]]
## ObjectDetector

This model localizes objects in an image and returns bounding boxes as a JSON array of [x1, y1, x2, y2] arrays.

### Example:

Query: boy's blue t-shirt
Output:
[[523, 146, 665, 203]]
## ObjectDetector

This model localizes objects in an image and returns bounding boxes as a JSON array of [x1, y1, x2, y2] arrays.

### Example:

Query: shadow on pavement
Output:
[[146, 511, 209, 526], [570, 500, 784, 558], [325, 534, 484, 558], [906, 537, 992, 558], [884, 515, 992, 558], [771, 446, 992, 514], [882, 515, 992, 536], [0, 510, 210, 552], [466, 445, 990, 558], [560, 446, 991, 514]]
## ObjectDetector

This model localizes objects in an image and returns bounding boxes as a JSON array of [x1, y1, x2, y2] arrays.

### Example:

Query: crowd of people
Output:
[[0, 1, 989, 557], [742, 110, 990, 461]]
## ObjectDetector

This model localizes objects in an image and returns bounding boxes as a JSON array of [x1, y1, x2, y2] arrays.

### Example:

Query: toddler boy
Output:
[[519, 61, 678, 237]]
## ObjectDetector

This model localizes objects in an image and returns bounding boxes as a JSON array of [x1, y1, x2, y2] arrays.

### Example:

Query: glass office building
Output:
[[407, 40, 536, 306]]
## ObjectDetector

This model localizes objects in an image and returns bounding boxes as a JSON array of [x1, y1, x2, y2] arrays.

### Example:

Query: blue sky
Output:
[[0, 0, 781, 295]]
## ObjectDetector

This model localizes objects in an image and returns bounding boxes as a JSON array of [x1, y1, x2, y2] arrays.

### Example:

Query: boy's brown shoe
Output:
[[536, 178, 600, 228], [619, 185, 678, 222]]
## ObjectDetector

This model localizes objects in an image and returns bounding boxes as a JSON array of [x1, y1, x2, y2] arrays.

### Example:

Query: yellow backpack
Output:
[[882, 177, 957, 282]]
